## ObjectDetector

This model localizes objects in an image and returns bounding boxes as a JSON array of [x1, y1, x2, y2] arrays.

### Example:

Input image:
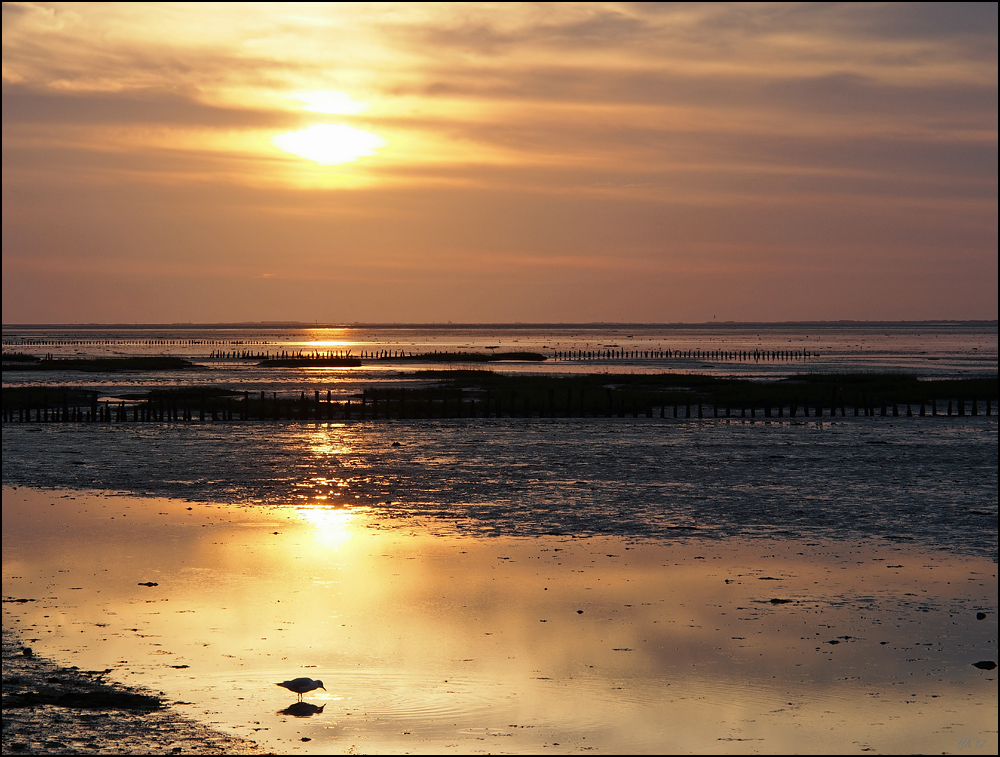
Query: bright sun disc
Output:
[[272, 124, 387, 165]]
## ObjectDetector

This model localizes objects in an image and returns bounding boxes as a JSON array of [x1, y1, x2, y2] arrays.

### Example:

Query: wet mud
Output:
[[2, 627, 259, 755]]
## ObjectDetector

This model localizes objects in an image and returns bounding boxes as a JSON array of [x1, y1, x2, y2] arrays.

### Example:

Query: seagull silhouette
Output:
[[276, 677, 326, 701]]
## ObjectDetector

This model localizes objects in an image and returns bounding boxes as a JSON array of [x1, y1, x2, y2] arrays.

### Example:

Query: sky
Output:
[[2, 2, 997, 324]]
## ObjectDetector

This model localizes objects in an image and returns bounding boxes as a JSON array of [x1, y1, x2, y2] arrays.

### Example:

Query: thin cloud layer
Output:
[[2, 2, 996, 323]]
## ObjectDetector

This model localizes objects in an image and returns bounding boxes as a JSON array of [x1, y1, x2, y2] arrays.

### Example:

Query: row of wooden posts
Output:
[[7, 346, 814, 362], [552, 348, 814, 362], [2, 391, 993, 423], [3, 338, 271, 347]]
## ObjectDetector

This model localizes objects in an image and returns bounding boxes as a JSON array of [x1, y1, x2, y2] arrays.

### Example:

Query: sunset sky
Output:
[[2, 2, 997, 324]]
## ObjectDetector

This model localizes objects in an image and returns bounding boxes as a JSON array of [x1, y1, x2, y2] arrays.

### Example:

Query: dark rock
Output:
[[972, 660, 997, 670]]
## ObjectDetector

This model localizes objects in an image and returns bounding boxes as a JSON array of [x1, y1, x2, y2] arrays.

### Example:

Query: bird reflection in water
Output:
[[279, 702, 326, 717]]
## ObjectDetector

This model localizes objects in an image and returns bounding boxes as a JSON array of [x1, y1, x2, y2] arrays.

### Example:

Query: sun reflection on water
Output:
[[304, 340, 355, 348], [306, 429, 352, 458], [296, 505, 357, 551]]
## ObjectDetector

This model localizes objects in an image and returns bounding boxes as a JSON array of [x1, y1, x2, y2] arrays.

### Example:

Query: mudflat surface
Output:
[[2, 627, 260, 755], [3, 487, 997, 754]]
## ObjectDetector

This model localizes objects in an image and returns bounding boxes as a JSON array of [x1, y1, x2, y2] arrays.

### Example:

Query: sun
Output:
[[288, 90, 370, 115], [272, 124, 387, 166]]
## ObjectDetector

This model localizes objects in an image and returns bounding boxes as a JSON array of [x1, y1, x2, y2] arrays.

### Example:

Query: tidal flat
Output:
[[3, 486, 996, 755]]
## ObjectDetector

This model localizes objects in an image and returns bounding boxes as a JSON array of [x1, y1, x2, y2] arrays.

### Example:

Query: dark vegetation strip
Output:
[[2, 373, 997, 422]]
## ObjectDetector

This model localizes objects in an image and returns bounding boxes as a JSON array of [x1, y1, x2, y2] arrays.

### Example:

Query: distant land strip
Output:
[[257, 352, 546, 367]]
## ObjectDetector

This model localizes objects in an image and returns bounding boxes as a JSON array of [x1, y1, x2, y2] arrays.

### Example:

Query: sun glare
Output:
[[272, 124, 387, 165], [297, 506, 356, 550], [289, 90, 370, 115]]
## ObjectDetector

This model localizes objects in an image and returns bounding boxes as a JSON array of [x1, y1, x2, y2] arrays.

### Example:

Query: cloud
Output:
[[1, 2, 996, 322], [1, 84, 295, 127]]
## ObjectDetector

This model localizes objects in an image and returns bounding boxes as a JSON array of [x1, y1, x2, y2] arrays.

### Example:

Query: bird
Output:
[[276, 677, 326, 701]]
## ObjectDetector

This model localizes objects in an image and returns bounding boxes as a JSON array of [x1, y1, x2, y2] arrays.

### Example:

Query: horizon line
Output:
[[2, 319, 997, 330]]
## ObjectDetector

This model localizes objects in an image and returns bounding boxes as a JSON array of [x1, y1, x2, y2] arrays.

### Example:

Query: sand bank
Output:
[[3, 486, 997, 754]]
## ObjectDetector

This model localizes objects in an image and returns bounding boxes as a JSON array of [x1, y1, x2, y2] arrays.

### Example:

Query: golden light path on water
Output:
[[2, 487, 997, 755]]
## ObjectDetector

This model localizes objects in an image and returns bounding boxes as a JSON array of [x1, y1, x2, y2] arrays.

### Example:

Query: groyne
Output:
[[3, 374, 996, 423]]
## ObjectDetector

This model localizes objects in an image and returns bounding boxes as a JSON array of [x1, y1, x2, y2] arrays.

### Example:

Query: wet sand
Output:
[[3, 485, 997, 754]]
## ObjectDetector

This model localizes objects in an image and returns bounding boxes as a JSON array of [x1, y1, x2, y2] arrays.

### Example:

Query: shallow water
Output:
[[3, 323, 997, 397], [3, 323, 997, 752], [3, 416, 997, 559], [3, 488, 997, 755]]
